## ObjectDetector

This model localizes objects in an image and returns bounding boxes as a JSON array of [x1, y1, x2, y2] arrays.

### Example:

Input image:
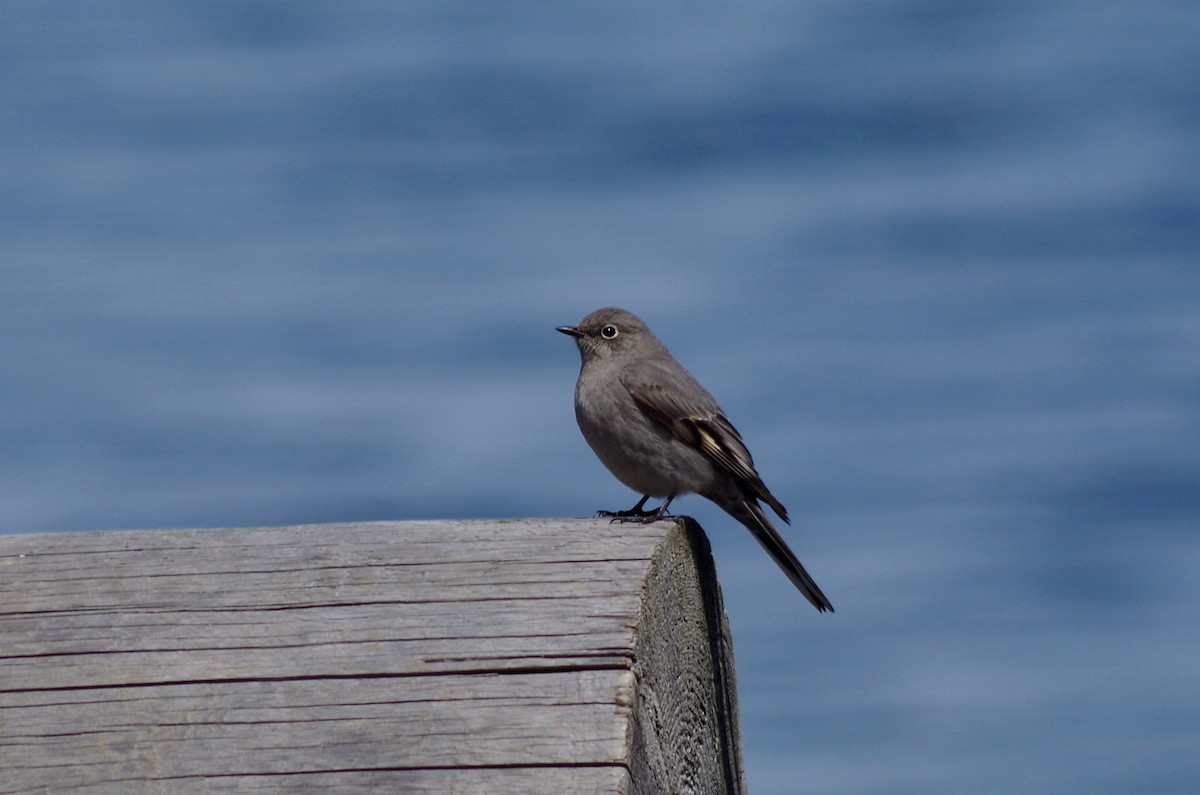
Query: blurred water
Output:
[[3, 2, 1199, 792]]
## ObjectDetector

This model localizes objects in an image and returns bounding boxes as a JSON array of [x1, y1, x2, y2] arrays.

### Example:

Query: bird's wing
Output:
[[621, 366, 789, 522]]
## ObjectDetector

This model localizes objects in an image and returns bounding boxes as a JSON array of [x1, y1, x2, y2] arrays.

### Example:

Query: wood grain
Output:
[[0, 518, 744, 793]]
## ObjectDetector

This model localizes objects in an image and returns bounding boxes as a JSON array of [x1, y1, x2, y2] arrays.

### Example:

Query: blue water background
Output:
[[3, 2, 1199, 792]]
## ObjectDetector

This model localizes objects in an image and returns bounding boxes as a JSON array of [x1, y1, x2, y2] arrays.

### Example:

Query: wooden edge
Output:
[[625, 517, 746, 795]]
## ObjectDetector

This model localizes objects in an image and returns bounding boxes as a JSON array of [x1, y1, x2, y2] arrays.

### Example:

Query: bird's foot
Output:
[[597, 503, 672, 525], [622, 512, 669, 525], [600, 509, 670, 524], [595, 495, 675, 524]]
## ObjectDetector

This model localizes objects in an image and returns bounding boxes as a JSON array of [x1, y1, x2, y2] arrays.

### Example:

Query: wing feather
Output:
[[621, 367, 789, 522]]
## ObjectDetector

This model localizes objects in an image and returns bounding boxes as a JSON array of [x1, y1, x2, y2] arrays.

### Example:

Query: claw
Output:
[[595, 495, 675, 524]]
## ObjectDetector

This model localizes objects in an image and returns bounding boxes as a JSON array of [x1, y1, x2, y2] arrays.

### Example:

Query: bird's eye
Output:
[[600, 324, 619, 340]]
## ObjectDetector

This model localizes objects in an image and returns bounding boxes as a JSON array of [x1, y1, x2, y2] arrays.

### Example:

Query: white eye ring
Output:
[[600, 324, 619, 339]]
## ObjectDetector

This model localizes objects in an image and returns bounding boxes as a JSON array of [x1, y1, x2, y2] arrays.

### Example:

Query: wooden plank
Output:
[[0, 519, 744, 794]]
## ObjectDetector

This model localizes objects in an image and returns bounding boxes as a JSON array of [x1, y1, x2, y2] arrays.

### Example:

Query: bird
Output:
[[557, 307, 833, 612]]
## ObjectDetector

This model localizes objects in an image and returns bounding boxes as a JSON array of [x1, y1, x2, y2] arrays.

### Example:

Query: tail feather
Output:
[[731, 499, 834, 613]]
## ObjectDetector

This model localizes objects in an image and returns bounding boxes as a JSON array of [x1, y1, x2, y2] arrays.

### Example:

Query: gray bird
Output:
[[557, 307, 834, 612]]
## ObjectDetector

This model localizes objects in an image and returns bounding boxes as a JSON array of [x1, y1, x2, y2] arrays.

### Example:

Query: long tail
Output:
[[727, 499, 834, 613]]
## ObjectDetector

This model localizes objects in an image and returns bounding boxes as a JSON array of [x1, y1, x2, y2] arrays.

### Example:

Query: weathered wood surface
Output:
[[0, 518, 744, 794]]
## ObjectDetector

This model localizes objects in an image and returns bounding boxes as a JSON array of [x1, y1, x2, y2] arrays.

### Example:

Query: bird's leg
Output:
[[600, 495, 675, 524], [596, 495, 652, 519]]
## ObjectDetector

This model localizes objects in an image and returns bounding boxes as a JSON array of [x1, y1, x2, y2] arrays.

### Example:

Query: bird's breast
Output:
[[574, 373, 715, 497]]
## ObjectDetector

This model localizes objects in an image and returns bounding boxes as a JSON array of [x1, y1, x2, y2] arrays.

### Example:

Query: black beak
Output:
[[556, 325, 584, 338]]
